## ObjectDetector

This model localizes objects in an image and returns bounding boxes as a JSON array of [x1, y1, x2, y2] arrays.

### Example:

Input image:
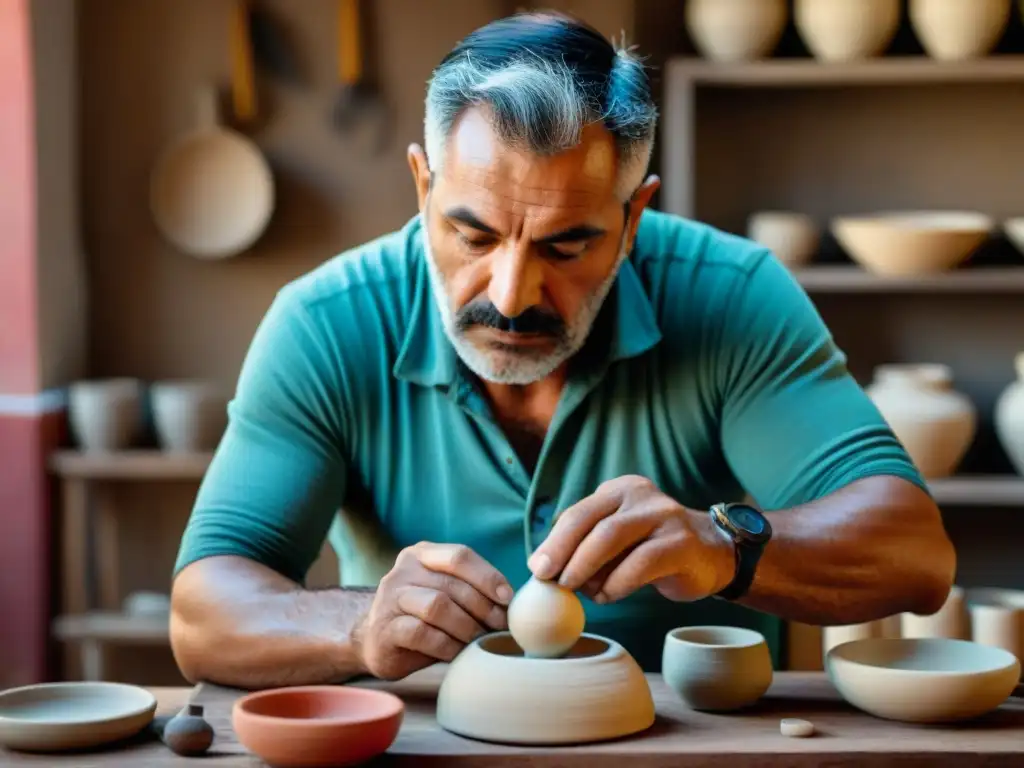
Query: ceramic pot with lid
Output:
[[866, 364, 976, 479]]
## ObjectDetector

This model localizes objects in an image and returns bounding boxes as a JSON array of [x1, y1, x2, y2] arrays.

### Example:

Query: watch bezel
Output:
[[711, 502, 772, 546]]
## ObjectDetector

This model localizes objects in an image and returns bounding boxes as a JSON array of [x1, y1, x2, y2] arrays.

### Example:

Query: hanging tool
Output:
[[332, 0, 391, 154]]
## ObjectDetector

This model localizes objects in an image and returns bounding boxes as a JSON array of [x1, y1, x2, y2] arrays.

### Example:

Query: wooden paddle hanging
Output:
[[332, 0, 390, 154]]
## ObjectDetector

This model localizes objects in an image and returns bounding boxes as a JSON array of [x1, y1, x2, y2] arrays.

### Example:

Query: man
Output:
[[169, 12, 955, 689]]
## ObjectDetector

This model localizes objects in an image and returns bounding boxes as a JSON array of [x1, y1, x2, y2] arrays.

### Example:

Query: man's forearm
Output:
[[732, 475, 956, 626], [170, 555, 374, 689]]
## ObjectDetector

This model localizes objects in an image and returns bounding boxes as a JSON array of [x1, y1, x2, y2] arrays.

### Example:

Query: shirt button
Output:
[[506, 457, 513, 464]]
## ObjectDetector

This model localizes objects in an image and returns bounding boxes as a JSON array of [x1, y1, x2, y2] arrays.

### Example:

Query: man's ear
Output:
[[626, 174, 660, 240], [407, 143, 431, 212]]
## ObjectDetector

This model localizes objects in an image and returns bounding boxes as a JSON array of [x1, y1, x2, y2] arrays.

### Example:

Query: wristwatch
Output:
[[709, 502, 773, 601]]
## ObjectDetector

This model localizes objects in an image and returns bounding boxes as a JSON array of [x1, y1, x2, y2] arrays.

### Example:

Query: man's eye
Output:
[[456, 232, 493, 252], [548, 242, 589, 260]]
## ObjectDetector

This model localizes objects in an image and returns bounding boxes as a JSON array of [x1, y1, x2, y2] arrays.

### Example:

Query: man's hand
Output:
[[527, 475, 736, 604], [353, 542, 513, 680]]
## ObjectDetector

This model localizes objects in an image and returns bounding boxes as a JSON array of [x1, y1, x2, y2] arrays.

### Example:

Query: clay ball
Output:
[[162, 704, 215, 756], [507, 576, 585, 658]]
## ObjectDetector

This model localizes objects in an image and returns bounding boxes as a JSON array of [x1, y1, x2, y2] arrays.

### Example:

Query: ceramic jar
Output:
[[910, 0, 1012, 61], [965, 588, 1024, 663], [901, 585, 969, 640], [795, 0, 901, 62], [150, 380, 228, 452], [67, 378, 144, 452], [747, 211, 819, 269], [685, 0, 788, 63], [994, 352, 1024, 475], [866, 364, 976, 479]]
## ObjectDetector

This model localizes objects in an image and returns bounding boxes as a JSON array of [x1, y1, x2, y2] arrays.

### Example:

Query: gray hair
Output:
[[424, 17, 658, 202]]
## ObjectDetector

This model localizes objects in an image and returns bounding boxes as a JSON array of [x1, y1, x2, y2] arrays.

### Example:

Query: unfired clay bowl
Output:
[[832, 211, 993, 276], [437, 632, 655, 745], [232, 686, 404, 768], [0, 682, 156, 753], [826, 637, 1020, 723], [662, 626, 773, 711]]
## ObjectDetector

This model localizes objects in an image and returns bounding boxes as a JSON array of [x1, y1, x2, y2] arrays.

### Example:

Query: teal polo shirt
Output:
[[173, 209, 925, 671]]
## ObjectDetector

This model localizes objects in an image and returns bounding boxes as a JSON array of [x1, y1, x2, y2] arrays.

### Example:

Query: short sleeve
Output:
[[173, 287, 349, 584], [716, 251, 928, 510]]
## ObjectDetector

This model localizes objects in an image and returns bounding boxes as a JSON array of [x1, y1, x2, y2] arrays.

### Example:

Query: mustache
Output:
[[455, 301, 565, 336]]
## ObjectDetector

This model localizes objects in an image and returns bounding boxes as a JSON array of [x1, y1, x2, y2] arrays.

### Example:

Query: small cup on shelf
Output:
[[67, 377, 144, 452], [150, 380, 228, 453], [748, 211, 819, 269]]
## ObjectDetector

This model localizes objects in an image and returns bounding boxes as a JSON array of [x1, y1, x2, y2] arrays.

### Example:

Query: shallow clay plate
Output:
[[0, 682, 156, 752]]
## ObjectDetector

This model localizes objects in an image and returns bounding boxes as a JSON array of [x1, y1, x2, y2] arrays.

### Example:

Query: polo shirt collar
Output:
[[393, 224, 663, 388]]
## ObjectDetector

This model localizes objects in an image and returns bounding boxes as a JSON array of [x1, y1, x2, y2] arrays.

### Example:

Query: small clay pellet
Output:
[[780, 718, 815, 738]]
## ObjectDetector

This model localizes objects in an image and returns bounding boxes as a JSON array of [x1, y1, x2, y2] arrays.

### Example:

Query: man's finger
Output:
[[528, 490, 622, 580], [415, 543, 514, 606], [389, 614, 464, 662], [557, 509, 659, 590], [595, 537, 679, 603], [397, 586, 485, 644]]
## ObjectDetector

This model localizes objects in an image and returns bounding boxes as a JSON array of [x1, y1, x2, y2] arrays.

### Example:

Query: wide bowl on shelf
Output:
[[831, 211, 993, 276], [0, 682, 156, 753], [826, 637, 1020, 723], [232, 686, 404, 768], [437, 632, 655, 745]]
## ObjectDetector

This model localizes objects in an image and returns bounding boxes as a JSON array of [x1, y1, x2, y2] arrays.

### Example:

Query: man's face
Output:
[[409, 107, 655, 385]]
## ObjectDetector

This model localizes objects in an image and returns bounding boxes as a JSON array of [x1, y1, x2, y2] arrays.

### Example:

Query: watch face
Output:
[[729, 504, 769, 538]]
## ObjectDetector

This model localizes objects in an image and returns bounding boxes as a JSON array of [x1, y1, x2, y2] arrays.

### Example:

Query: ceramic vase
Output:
[[67, 378, 144, 452], [994, 353, 1024, 475], [910, 0, 1012, 61], [150, 380, 228, 452], [901, 585, 969, 640], [662, 626, 773, 711], [747, 211, 819, 269], [866, 364, 976, 479], [795, 0, 900, 62], [685, 0, 788, 63]]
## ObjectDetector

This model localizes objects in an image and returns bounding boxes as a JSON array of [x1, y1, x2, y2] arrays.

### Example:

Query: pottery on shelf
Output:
[[662, 626, 773, 711], [685, 0, 788, 63], [831, 211, 993, 276], [910, 0, 1012, 61], [795, 0, 900, 62], [747, 211, 819, 268], [232, 686, 404, 768], [67, 378, 144, 452], [964, 588, 1024, 663], [507, 576, 585, 658], [901, 585, 969, 640], [994, 353, 1024, 476], [1004, 218, 1024, 255], [865, 363, 977, 479], [826, 637, 1020, 723], [0, 682, 156, 753], [822, 617, 899, 656], [437, 632, 654, 745], [150, 380, 228, 452]]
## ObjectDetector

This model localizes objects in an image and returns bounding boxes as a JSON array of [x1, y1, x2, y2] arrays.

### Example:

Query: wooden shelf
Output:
[[49, 450, 212, 480], [53, 612, 170, 645], [792, 266, 1024, 293], [928, 475, 1024, 506], [667, 55, 1024, 88]]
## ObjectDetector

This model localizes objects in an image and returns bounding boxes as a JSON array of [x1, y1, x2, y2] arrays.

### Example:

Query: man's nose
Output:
[[487, 243, 543, 319]]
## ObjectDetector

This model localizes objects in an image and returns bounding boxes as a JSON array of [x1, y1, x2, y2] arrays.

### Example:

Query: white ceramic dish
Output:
[[437, 632, 654, 745], [826, 637, 1020, 723], [0, 682, 156, 752], [831, 211, 993, 276]]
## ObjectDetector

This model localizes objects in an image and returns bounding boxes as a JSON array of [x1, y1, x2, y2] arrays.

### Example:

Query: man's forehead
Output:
[[438, 107, 618, 213]]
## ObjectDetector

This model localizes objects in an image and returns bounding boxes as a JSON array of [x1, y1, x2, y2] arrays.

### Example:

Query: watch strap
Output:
[[711, 503, 768, 601]]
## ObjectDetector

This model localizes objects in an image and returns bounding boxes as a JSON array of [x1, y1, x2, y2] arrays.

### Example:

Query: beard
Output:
[[422, 229, 627, 386]]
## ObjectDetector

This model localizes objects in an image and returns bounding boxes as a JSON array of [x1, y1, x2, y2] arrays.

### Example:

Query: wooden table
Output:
[[2, 671, 1023, 766]]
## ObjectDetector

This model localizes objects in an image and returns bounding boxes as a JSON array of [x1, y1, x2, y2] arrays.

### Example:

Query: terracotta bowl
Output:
[[437, 632, 655, 745], [232, 686, 404, 768], [826, 637, 1020, 723], [831, 211, 993, 276]]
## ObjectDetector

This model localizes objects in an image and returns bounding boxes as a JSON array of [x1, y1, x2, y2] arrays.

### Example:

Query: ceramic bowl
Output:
[[232, 686, 404, 768], [0, 682, 156, 752], [826, 637, 1020, 723], [437, 632, 655, 745], [662, 626, 774, 711], [150, 380, 228, 452], [747, 211, 819, 268], [1004, 218, 1024, 255], [831, 211, 993, 276]]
